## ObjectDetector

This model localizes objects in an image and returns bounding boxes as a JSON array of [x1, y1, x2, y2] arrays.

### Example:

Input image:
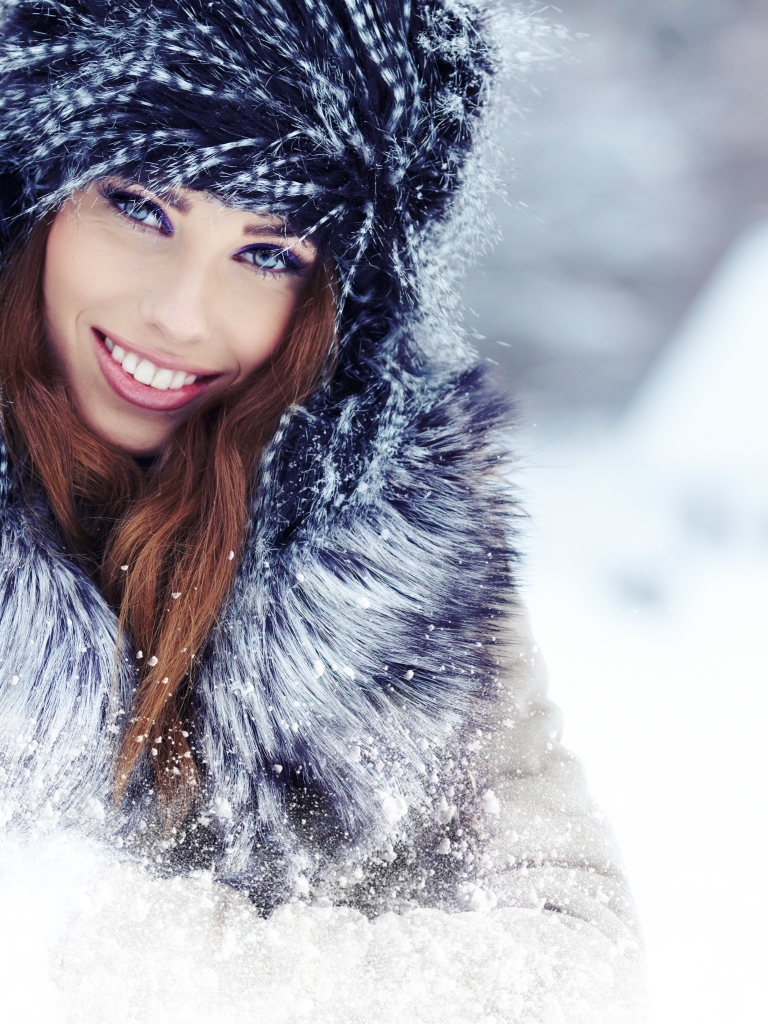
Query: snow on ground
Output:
[[0, 828, 640, 1023], [519, 221, 768, 1023]]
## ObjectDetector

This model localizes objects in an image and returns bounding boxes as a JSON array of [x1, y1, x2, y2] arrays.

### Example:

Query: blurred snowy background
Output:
[[469, 1, 768, 1021], [467, 0, 768, 419]]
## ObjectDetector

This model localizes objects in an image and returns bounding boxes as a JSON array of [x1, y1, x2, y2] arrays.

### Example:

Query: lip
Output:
[[92, 328, 223, 412]]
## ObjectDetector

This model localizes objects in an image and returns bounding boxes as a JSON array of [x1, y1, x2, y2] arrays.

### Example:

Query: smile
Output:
[[104, 336, 198, 390], [92, 328, 222, 412]]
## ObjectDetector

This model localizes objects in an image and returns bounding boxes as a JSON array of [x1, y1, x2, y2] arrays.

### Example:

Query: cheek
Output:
[[228, 282, 306, 376], [44, 213, 108, 354], [43, 218, 77, 359]]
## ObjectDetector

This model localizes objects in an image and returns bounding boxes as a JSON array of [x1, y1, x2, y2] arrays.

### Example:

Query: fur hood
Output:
[[0, 0, 542, 893]]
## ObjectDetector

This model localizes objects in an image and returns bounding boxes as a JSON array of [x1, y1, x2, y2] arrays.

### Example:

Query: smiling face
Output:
[[43, 180, 317, 455]]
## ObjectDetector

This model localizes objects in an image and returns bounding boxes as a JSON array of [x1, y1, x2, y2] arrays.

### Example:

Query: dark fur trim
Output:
[[0, 352, 518, 886], [194, 355, 518, 875]]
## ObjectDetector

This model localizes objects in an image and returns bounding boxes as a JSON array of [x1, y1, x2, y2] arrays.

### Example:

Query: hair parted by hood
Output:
[[0, 0, 557, 350]]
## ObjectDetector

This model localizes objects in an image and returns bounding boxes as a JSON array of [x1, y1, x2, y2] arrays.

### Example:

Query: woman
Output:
[[0, 0, 643, 1019]]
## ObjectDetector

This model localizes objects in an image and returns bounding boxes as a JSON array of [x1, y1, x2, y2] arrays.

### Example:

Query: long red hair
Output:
[[0, 214, 336, 825]]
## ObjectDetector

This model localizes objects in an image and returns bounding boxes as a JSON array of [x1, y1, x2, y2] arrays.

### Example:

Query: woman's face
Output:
[[44, 180, 317, 455]]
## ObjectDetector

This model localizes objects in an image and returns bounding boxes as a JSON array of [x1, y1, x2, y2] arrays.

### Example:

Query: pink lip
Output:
[[92, 328, 223, 412]]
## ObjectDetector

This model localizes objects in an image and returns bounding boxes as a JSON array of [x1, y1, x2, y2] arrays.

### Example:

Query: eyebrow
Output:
[[242, 222, 298, 241], [104, 177, 194, 214], [159, 191, 192, 214]]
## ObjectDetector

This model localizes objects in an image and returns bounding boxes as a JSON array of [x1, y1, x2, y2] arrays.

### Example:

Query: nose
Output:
[[139, 251, 211, 347]]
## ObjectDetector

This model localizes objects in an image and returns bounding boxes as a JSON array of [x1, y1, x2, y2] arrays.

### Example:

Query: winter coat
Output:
[[0, 1, 644, 1017]]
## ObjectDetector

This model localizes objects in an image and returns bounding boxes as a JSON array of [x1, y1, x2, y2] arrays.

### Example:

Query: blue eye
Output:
[[107, 190, 171, 233], [237, 245, 302, 275]]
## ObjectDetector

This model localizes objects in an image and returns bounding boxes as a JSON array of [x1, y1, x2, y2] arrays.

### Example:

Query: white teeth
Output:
[[150, 367, 174, 390], [103, 336, 199, 389], [133, 359, 156, 385], [121, 351, 138, 375]]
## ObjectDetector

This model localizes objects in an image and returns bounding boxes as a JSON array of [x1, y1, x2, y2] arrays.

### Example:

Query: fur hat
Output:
[[0, 0, 547, 345]]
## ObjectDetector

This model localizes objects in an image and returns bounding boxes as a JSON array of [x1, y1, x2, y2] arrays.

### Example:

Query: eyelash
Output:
[[235, 245, 305, 275], [102, 186, 305, 277], [103, 187, 172, 234]]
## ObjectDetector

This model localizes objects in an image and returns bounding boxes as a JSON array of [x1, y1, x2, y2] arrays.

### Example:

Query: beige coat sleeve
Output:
[[467, 606, 646, 1017], [482, 610, 637, 935]]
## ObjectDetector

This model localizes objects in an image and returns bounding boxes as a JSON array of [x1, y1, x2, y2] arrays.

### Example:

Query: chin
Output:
[[105, 432, 166, 457], [86, 409, 172, 457]]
